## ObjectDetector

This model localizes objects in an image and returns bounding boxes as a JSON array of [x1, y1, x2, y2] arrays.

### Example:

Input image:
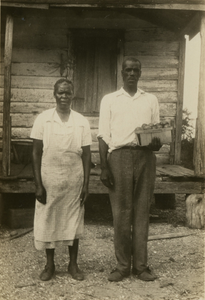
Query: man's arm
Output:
[[81, 145, 91, 206], [98, 138, 114, 188], [32, 139, 46, 204]]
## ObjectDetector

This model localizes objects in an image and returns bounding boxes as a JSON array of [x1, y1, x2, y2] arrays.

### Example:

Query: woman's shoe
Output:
[[40, 264, 55, 281], [68, 265, 84, 281]]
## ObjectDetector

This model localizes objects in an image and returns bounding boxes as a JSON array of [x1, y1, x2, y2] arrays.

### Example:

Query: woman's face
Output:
[[54, 82, 73, 112]]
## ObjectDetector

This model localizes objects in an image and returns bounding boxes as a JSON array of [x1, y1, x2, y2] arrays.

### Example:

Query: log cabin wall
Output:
[[0, 8, 180, 165]]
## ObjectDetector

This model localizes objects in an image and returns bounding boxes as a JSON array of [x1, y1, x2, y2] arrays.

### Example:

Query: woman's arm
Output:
[[32, 139, 46, 204], [81, 145, 91, 206]]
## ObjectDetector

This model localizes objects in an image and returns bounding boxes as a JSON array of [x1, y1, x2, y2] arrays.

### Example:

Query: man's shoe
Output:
[[133, 267, 157, 281], [108, 269, 129, 282], [68, 265, 84, 281], [40, 264, 55, 281]]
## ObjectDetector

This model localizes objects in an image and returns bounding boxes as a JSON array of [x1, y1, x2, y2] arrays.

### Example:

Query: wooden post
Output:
[[174, 37, 186, 164], [194, 12, 205, 176], [0, 194, 4, 226], [117, 37, 124, 90], [2, 15, 13, 176], [186, 194, 205, 229]]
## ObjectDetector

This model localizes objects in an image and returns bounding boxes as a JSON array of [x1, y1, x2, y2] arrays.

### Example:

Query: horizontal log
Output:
[[12, 102, 175, 116], [91, 152, 170, 165], [125, 41, 179, 56], [0, 63, 178, 79], [140, 68, 178, 80], [125, 28, 178, 42], [1, 33, 68, 49], [0, 62, 63, 77], [0, 88, 178, 103], [0, 75, 65, 89], [0, 76, 178, 91], [0, 139, 170, 154], [0, 113, 100, 129], [120, 55, 179, 68], [1, 49, 179, 68], [1, 48, 68, 63], [0, 88, 55, 102], [4, 174, 204, 195], [0, 115, 174, 136]]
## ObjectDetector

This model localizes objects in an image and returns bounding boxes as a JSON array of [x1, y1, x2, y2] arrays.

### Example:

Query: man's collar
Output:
[[116, 87, 145, 98]]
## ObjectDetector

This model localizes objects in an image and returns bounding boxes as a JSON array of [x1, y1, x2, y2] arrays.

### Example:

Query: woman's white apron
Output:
[[34, 111, 84, 249]]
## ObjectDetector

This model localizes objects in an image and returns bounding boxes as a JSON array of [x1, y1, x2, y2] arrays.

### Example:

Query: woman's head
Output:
[[54, 79, 74, 113], [54, 79, 74, 96]]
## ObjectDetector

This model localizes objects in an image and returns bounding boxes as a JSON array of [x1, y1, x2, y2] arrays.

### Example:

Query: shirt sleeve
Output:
[[81, 118, 92, 147], [97, 95, 111, 145], [151, 95, 160, 124], [30, 114, 44, 140]]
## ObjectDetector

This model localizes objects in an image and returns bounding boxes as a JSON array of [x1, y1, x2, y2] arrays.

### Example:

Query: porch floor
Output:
[[0, 163, 204, 195]]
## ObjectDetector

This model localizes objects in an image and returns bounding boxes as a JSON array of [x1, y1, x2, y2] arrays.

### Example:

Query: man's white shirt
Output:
[[98, 87, 160, 152]]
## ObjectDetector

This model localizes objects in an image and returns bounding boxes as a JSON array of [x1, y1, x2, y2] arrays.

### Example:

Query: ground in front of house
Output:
[[0, 215, 204, 300]]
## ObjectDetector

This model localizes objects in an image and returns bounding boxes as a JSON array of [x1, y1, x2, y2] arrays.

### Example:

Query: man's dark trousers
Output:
[[108, 147, 156, 276]]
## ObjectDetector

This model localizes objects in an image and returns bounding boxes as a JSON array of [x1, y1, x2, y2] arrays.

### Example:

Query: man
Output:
[[98, 57, 161, 282]]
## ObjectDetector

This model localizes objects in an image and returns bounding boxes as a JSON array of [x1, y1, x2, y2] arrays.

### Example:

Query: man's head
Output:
[[54, 79, 74, 112], [121, 57, 141, 92]]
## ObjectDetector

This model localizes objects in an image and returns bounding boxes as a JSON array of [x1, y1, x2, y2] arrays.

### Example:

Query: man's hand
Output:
[[147, 137, 162, 151], [100, 167, 114, 188], [35, 184, 46, 205], [80, 185, 89, 207]]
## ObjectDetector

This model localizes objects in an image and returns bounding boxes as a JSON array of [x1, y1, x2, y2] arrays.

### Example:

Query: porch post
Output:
[[174, 36, 186, 164], [2, 15, 13, 176], [194, 12, 205, 176]]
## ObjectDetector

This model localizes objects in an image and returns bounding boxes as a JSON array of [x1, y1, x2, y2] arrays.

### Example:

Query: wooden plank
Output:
[[0, 89, 178, 104], [136, 80, 178, 92], [0, 113, 100, 129], [125, 28, 177, 42], [0, 75, 63, 89], [0, 127, 101, 140], [1, 178, 202, 195], [1, 49, 179, 67], [124, 55, 179, 68], [0, 88, 54, 102], [140, 68, 178, 80], [174, 37, 186, 164], [5, 103, 175, 118], [154, 181, 204, 194], [7, 34, 68, 49], [157, 165, 195, 177], [2, 15, 13, 176], [1, 48, 68, 63], [0, 76, 178, 92], [0, 63, 178, 80], [50, 4, 205, 11], [125, 41, 179, 56], [194, 12, 205, 176], [0, 63, 64, 77], [1, 0, 205, 5], [1, 2, 49, 9]]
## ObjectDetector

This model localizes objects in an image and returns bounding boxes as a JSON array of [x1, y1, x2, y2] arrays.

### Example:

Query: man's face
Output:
[[54, 82, 73, 111], [122, 60, 141, 89]]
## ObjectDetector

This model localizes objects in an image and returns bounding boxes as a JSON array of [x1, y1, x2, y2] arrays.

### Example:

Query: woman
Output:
[[30, 79, 92, 281]]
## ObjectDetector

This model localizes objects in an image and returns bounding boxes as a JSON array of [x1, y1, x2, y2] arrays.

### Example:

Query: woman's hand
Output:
[[35, 184, 47, 205], [80, 185, 89, 206]]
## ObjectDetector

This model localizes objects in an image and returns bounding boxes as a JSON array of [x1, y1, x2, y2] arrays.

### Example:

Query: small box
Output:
[[135, 127, 172, 147], [7, 208, 34, 229]]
